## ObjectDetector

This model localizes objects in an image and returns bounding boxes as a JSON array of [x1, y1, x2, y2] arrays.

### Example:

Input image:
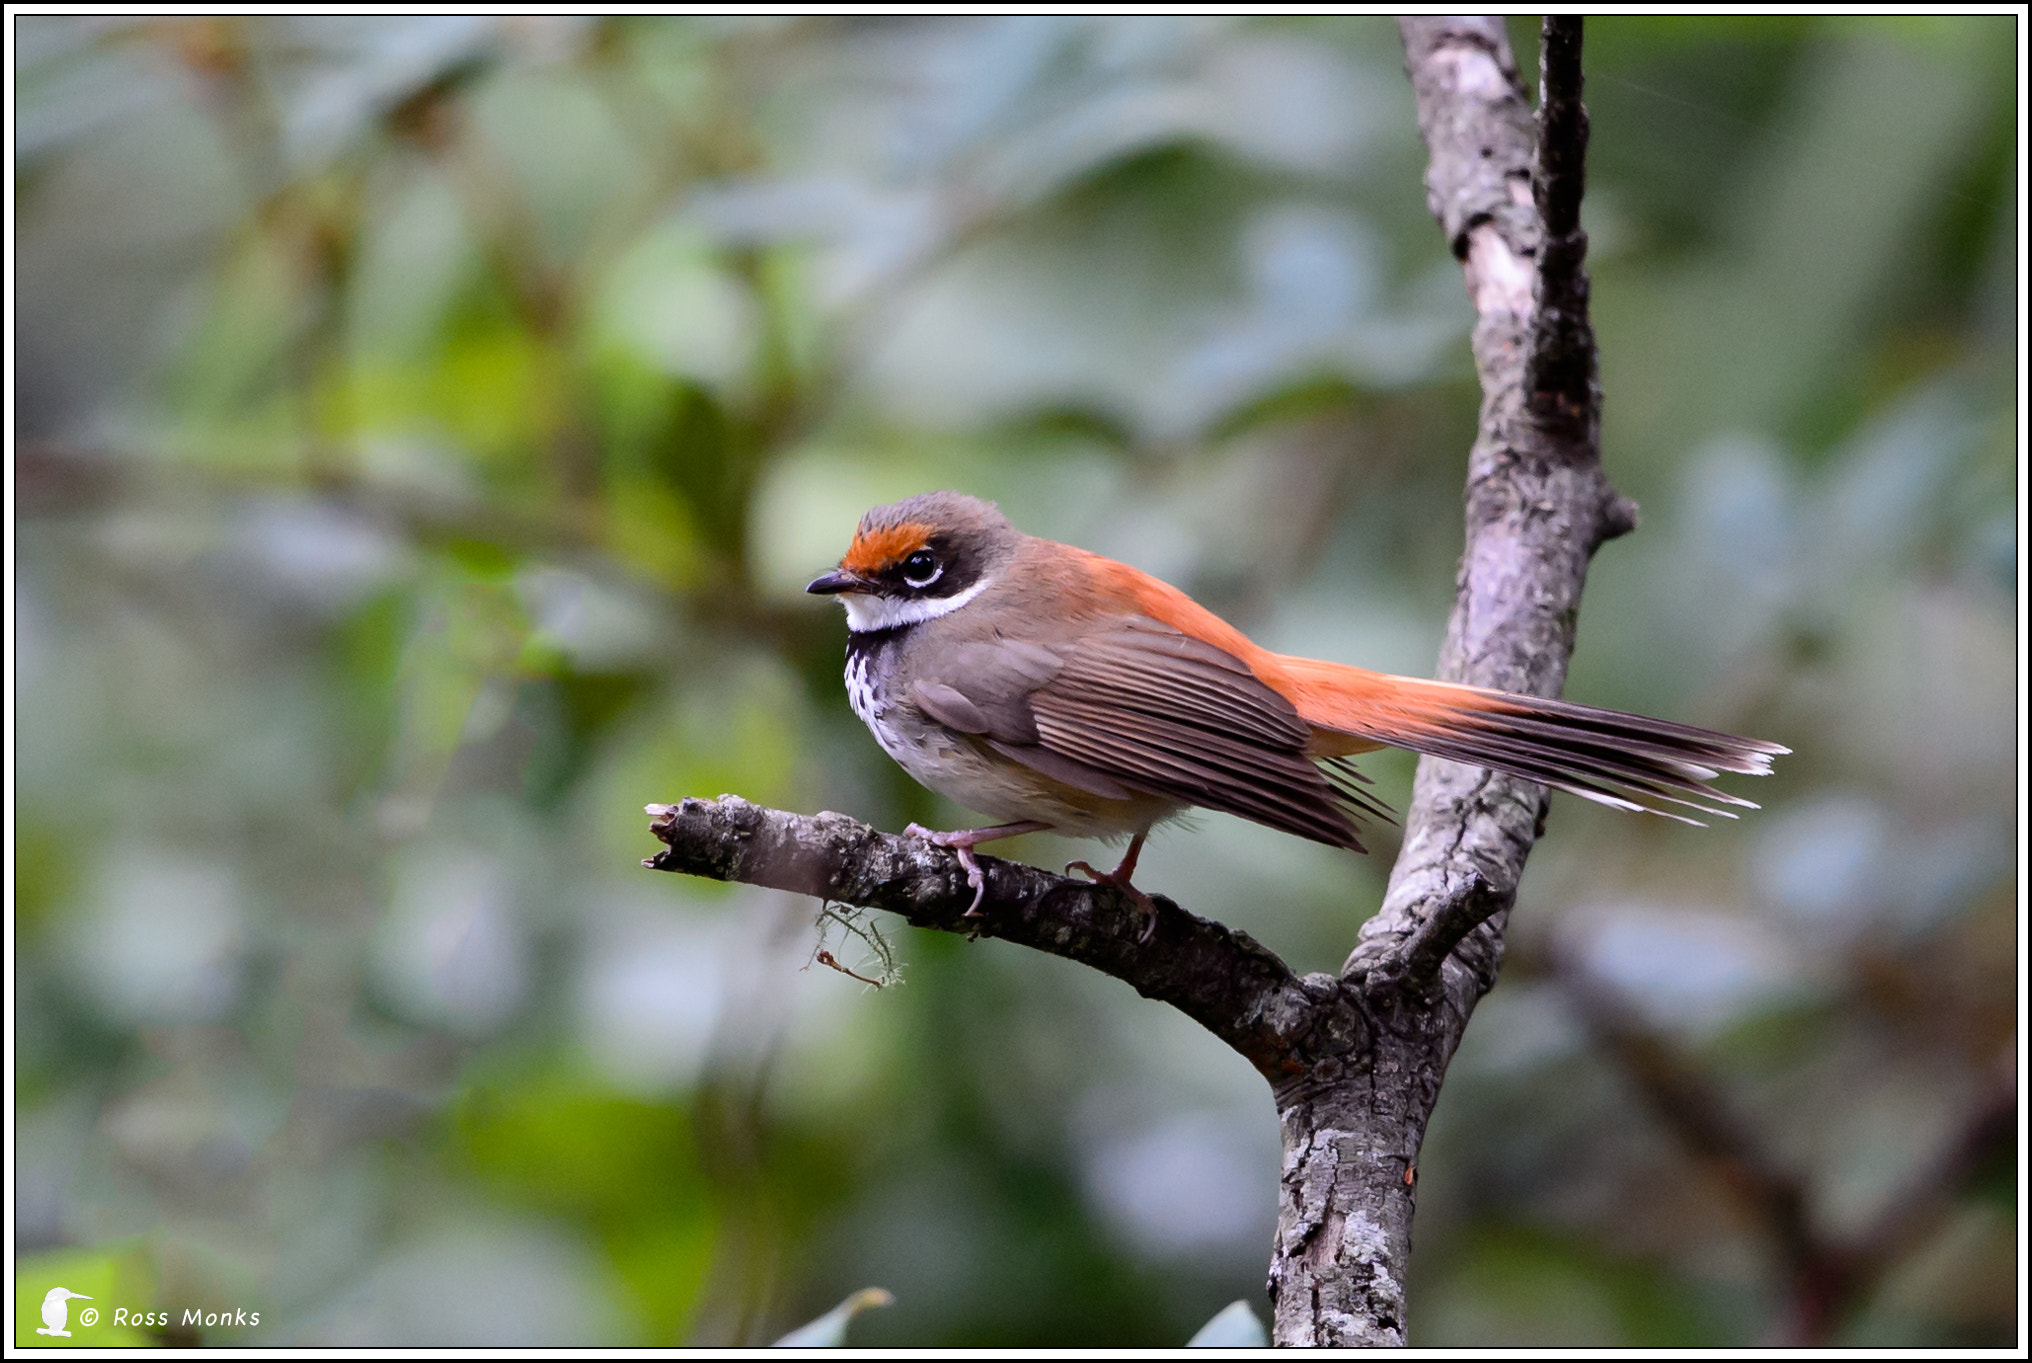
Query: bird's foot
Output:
[[905, 823, 988, 916], [903, 820, 1050, 920], [1065, 833, 1158, 942]]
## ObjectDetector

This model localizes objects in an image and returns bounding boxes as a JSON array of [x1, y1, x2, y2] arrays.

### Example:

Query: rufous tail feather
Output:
[[1271, 658, 1787, 826]]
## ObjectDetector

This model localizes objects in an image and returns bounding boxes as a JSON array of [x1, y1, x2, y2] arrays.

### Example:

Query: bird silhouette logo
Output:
[[37, 1287, 93, 1338]]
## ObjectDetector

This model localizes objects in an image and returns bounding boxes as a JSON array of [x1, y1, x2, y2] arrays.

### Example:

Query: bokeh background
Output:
[[12, 15, 2019, 1348]]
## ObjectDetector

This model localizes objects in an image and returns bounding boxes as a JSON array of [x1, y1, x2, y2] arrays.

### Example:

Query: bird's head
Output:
[[807, 491, 1019, 632]]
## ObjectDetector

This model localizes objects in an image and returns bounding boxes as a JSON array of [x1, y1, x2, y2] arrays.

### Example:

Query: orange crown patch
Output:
[[841, 521, 935, 574]]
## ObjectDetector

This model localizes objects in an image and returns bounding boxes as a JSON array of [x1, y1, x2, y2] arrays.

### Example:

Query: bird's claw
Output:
[[1064, 861, 1160, 943], [955, 848, 986, 918], [906, 823, 988, 918]]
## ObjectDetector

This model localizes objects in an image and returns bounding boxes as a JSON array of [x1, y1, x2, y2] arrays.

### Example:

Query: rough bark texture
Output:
[[645, 16, 1622, 1347], [1267, 17, 1626, 1346], [643, 796, 1355, 1081]]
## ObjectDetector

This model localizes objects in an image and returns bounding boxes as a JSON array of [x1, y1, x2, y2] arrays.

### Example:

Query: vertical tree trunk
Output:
[[1266, 17, 1622, 1345]]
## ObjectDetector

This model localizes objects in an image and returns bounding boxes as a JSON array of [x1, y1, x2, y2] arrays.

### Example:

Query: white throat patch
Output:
[[840, 576, 991, 632]]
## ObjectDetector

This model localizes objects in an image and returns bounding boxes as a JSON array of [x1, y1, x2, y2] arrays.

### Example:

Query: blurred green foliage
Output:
[[13, 15, 2018, 1347]]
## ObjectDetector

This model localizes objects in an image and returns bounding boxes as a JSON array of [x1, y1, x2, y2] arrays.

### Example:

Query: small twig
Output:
[[1393, 869, 1516, 989], [812, 950, 886, 989], [811, 900, 902, 988]]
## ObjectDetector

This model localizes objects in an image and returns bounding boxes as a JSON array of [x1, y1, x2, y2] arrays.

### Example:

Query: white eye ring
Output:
[[902, 554, 942, 589]]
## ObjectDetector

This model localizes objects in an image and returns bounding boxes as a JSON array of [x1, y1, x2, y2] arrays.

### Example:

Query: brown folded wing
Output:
[[912, 616, 1377, 850]]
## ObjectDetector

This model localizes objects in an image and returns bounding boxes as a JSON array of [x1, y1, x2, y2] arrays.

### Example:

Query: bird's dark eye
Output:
[[901, 550, 941, 589]]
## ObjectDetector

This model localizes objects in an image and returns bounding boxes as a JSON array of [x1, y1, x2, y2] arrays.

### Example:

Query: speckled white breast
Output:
[[844, 650, 917, 767]]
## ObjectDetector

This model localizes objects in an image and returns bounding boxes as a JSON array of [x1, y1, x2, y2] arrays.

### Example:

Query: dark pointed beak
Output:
[[806, 569, 867, 595]]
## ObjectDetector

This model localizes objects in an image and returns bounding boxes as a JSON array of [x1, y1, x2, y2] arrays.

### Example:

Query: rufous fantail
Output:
[[808, 491, 1785, 932]]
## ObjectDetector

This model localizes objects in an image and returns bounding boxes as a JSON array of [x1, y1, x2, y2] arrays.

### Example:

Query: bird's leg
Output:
[[1065, 833, 1159, 942], [903, 820, 1051, 918]]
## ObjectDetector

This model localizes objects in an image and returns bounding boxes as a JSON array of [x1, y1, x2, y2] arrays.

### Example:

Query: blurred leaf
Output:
[[984, 403, 1139, 450], [591, 226, 761, 390], [256, 16, 503, 172], [453, 1067, 703, 1217], [451, 1066, 718, 1342], [1206, 372, 1366, 441], [11, 815, 77, 944], [603, 473, 709, 589], [436, 327, 560, 476], [772, 1287, 894, 1347], [1417, 1224, 1719, 1348], [1185, 1298, 1267, 1346], [587, 658, 806, 865], [641, 380, 751, 569], [521, 670, 656, 807]]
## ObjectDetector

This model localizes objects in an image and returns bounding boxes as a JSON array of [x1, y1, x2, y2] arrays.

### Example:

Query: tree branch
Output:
[[1262, 19, 1624, 1345], [645, 798, 1349, 1082], [1347, 15, 1629, 995]]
